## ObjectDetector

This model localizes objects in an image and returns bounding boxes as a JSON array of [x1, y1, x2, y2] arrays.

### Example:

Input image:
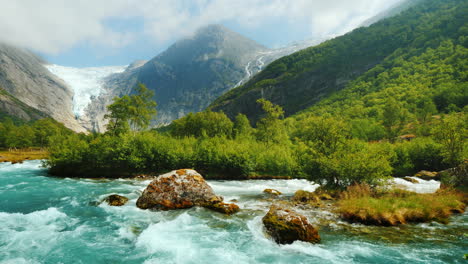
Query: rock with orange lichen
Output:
[[136, 169, 239, 214], [262, 205, 320, 244], [204, 202, 240, 215]]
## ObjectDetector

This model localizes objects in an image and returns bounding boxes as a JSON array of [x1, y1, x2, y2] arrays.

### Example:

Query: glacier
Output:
[[45, 64, 127, 117]]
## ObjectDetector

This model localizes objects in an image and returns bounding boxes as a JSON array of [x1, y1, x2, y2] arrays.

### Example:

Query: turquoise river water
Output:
[[0, 160, 466, 264]]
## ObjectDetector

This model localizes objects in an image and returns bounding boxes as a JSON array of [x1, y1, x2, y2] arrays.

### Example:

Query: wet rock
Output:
[[204, 202, 240, 215], [263, 188, 282, 196], [262, 205, 320, 244], [292, 190, 320, 204], [104, 194, 129, 206], [136, 169, 239, 215], [415, 170, 440, 180], [439, 161, 468, 189], [403, 177, 419, 184]]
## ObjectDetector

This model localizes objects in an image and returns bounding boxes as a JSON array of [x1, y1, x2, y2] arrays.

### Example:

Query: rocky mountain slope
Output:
[[0, 43, 85, 131]]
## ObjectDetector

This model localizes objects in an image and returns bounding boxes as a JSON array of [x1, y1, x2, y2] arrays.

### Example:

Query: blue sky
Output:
[[0, 0, 402, 67]]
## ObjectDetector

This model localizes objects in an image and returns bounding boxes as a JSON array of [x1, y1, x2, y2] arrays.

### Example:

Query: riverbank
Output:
[[0, 149, 49, 163]]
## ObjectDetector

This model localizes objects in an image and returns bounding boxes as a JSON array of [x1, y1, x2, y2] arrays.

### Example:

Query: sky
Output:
[[0, 0, 403, 67]]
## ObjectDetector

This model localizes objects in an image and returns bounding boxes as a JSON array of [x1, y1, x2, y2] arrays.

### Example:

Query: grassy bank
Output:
[[337, 184, 466, 226], [0, 149, 49, 163]]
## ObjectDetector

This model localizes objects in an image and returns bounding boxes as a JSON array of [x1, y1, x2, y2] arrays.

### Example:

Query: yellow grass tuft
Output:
[[0, 148, 49, 163]]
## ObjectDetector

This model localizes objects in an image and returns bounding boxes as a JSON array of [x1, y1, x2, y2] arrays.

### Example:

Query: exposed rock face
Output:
[[262, 205, 320, 244], [136, 169, 239, 214], [0, 89, 47, 121], [104, 194, 129, 206], [0, 43, 85, 132]]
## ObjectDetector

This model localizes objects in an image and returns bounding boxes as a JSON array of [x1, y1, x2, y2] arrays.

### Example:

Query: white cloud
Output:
[[0, 0, 402, 54]]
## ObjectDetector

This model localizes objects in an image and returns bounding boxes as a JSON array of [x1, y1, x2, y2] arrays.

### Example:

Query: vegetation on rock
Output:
[[337, 184, 466, 226]]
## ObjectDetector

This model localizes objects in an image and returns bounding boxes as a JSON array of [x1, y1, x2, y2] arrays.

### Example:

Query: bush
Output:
[[392, 137, 445, 176], [298, 139, 393, 189]]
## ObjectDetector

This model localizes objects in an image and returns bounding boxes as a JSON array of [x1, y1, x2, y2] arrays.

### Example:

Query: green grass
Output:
[[337, 185, 466, 226], [0, 148, 49, 163]]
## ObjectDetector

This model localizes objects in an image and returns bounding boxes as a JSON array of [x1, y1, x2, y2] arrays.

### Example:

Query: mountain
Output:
[[0, 43, 85, 131], [209, 0, 467, 123], [83, 24, 267, 130], [359, 0, 423, 27], [0, 87, 47, 121]]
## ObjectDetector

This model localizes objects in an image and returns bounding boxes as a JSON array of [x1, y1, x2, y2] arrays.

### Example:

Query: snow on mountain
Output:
[[45, 64, 126, 117]]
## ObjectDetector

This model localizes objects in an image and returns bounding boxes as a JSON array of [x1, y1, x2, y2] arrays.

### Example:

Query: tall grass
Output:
[[337, 184, 466, 226]]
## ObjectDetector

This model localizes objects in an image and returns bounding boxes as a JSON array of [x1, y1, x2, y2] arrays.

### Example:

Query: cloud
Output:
[[0, 0, 402, 54]]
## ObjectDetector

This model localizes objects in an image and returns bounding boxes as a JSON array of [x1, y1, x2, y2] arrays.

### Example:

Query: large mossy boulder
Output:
[[262, 205, 320, 244], [136, 169, 238, 214], [104, 194, 129, 206]]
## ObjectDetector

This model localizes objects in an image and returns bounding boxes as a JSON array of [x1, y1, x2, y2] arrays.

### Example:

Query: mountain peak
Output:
[[152, 24, 266, 67]]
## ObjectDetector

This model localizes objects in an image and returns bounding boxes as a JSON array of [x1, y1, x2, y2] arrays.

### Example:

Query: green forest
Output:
[[210, 0, 467, 122], [0, 0, 466, 191]]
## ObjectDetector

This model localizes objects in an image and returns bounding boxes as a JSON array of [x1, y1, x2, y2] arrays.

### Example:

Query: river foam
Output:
[[0, 161, 465, 264]]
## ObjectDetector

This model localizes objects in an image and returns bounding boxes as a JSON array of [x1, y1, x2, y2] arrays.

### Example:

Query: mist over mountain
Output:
[[82, 24, 322, 131], [209, 0, 466, 123]]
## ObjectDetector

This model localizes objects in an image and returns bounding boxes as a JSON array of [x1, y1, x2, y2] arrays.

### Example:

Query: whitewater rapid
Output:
[[45, 64, 127, 117], [0, 161, 465, 264]]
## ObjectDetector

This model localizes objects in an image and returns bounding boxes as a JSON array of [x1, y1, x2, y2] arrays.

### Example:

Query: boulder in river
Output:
[[403, 177, 419, 184], [414, 170, 440, 181], [204, 202, 240, 215], [104, 194, 129, 206], [136, 169, 239, 214], [263, 188, 282, 196], [262, 205, 320, 244], [292, 190, 321, 205]]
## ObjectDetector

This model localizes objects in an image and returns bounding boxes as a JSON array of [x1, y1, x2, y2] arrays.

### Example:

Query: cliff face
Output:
[[0, 43, 85, 132]]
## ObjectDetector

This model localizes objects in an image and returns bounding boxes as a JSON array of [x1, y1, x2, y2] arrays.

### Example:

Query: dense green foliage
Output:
[[23, 0, 468, 190], [105, 83, 157, 135], [0, 117, 73, 149], [210, 0, 467, 123]]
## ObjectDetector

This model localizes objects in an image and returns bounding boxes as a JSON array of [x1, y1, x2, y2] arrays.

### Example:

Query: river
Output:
[[0, 161, 466, 264]]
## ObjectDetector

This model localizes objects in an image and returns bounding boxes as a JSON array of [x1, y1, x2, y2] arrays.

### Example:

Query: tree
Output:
[[105, 83, 157, 135], [255, 99, 288, 144], [233, 113, 253, 139], [33, 118, 65, 148], [382, 97, 407, 141], [417, 98, 437, 124], [5, 126, 35, 149], [171, 111, 233, 138], [432, 113, 467, 166], [294, 116, 349, 156], [128, 83, 157, 130]]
